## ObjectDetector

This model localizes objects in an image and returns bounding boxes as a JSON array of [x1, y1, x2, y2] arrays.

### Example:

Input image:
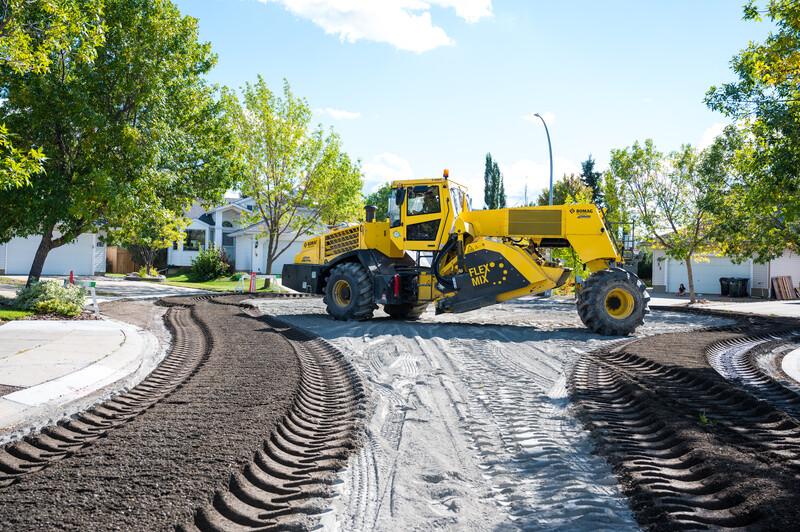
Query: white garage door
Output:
[[256, 239, 305, 275], [6, 234, 94, 275], [667, 256, 751, 294], [770, 252, 800, 295], [771, 252, 800, 280]]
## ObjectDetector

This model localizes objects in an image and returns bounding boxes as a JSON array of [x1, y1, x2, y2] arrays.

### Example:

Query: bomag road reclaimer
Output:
[[282, 171, 650, 336]]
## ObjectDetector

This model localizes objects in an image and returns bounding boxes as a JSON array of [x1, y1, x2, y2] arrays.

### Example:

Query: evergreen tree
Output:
[[580, 154, 603, 206], [483, 153, 494, 209], [483, 152, 507, 209]]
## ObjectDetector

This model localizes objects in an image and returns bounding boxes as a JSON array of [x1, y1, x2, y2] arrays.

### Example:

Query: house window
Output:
[[222, 232, 234, 246], [184, 229, 205, 251], [222, 220, 233, 228]]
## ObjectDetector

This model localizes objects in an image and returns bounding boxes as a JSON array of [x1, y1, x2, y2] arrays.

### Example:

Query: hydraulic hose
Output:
[[433, 235, 459, 291]]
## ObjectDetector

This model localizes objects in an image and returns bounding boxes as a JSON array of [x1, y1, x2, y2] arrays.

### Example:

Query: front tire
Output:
[[383, 302, 428, 321], [323, 262, 376, 320], [577, 268, 649, 336]]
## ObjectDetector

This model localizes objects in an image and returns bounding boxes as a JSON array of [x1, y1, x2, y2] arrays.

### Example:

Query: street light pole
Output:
[[533, 113, 553, 206], [534, 113, 555, 297]]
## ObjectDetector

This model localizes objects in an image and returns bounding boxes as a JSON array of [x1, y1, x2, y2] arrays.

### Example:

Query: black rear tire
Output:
[[383, 302, 428, 321], [323, 262, 376, 320], [577, 268, 649, 336]]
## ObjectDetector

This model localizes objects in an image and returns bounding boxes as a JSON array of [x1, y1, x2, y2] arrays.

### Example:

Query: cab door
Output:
[[403, 185, 450, 251]]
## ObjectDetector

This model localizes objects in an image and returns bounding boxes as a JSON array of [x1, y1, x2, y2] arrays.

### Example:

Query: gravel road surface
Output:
[[252, 296, 733, 531]]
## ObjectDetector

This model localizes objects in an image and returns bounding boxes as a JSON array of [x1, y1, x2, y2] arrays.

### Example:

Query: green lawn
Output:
[[162, 273, 285, 293], [0, 297, 34, 321], [0, 307, 35, 321]]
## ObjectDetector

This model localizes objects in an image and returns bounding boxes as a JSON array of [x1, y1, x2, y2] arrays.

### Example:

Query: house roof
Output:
[[229, 222, 320, 240], [184, 197, 250, 221]]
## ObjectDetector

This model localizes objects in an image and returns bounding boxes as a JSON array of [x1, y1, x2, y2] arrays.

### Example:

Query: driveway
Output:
[[0, 275, 212, 302]]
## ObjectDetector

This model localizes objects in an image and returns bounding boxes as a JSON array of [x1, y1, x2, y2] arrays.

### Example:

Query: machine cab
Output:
[[387, 172, 470, 252]]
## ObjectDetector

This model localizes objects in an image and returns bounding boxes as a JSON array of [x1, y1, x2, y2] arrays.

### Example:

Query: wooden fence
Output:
[[106, 247, 139, 274]]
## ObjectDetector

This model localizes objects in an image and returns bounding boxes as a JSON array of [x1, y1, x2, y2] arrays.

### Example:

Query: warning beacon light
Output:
[[443, 169, 449, 178]]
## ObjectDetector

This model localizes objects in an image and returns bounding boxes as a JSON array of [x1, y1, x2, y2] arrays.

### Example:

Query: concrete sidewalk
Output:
[[0, 275, 208, 444], [0, 318, 162, 444]]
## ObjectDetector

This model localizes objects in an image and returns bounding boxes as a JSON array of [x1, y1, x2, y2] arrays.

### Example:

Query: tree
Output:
[[704, 0, 800, 260], [225, 77, 364, 274], [0, 0, 236, 285], [702, 124, 799, 262], [608, 139, 719, 303], [0, 0, 105, 190], [0, 0, 105, 74], [580, 154, 603, 206], [483, 152, 506, 209], [364, 182, 393, 222], [535, 173, 591, 206], [114, 206, 187, 273], [0, 125, 45, 190]]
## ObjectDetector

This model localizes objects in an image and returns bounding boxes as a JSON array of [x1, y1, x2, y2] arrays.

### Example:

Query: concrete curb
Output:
[[0, 318, 163, 445]]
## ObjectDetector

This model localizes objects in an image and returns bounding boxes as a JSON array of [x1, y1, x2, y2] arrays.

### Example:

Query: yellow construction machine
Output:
[[282, 171, 649, 335]]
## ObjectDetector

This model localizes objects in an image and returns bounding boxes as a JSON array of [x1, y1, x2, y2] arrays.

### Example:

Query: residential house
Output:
[[0, 232, 107, 276], [168, 197, 319, 275], [652, 249, 800, 298]]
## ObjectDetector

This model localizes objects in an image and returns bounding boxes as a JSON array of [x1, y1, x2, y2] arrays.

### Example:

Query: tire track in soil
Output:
[[253, 297, 733, 531], [183, 309, 367, 532], [0, 294, 363, 531], [706, 333, 800, 418], [571, 325, 800, 530], [0, 305, 207, 488]]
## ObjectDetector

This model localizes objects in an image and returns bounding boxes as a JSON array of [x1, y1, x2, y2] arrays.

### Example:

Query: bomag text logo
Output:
[[303, 239, 318, 249], [569, 208, 593, 215], [468, 261, 509, 287]]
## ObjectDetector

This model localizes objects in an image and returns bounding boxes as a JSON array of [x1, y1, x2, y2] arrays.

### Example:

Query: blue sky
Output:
[[174, 0, 774, 207]]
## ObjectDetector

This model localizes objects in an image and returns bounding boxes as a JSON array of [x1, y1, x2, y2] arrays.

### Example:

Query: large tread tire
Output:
[[322, 262, 376, 321], [383, 302, 429, 321], [577, 267, 650, 336]]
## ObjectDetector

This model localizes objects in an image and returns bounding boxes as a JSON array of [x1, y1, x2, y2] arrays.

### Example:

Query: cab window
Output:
[[388, 190, 402, 227], [407, 186, 441, 216]]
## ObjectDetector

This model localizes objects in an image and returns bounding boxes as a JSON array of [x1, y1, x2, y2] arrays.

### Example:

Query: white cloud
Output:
[[698, 122, 726, 150], [317, 107, 361, 120], [362, 153, 415, 192], [259, 0, 492, 52], [431, 0, 492, 22], [522, 111, 556, 125]]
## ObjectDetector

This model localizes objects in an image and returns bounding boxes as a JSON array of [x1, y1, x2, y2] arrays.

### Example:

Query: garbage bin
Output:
[[719, 277, 731, 296], [728, 277, 749, 297]]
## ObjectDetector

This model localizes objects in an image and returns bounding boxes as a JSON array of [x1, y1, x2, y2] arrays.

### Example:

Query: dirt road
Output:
[[253, 296, 733, 531]]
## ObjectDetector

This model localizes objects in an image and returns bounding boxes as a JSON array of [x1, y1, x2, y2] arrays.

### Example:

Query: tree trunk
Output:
[[685, 254, 696, 304], [26, 225, 56, 287]]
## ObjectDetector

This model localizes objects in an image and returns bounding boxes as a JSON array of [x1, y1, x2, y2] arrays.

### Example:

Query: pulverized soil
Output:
[[0, 296, 301, 530]]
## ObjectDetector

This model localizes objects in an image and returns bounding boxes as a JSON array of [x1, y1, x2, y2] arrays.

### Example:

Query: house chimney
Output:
[[365, 205, 377, 223]]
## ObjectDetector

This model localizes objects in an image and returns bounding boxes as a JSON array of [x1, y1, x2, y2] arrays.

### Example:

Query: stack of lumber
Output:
[[771, 276, 799, 300]]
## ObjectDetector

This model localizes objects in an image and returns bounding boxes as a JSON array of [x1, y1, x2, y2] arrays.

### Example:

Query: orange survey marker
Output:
[[249, 272, 256, 293]]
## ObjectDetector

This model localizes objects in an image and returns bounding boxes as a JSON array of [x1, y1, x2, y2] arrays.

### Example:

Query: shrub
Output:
[[191, 246, 231, 282], [15, 281, 86, 317], [137, 266, 159, 277]]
